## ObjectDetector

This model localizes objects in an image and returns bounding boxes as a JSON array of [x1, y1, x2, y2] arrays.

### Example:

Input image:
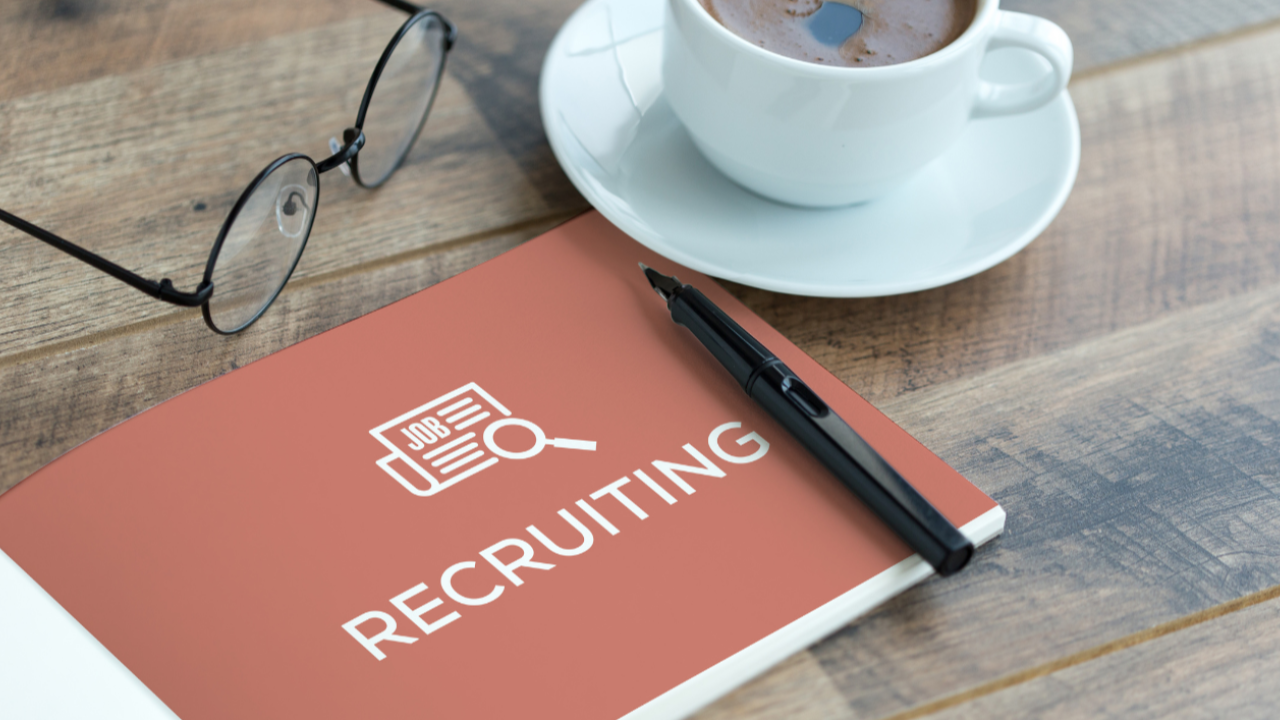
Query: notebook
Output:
[[0, 211, 1003, 719]]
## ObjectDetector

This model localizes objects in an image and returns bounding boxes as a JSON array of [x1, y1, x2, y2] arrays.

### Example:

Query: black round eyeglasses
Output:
[[0, 0, 456, 335]]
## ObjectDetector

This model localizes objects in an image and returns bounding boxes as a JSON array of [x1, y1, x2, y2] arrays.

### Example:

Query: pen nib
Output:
[[639, 262, 683, 301]]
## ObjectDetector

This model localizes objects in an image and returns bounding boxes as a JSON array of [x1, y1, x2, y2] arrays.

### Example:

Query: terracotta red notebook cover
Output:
[[0, 212, 1001, 719]]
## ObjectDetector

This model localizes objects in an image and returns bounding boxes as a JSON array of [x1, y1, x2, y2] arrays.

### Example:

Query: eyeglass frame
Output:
[[0, 0, 457, 335]]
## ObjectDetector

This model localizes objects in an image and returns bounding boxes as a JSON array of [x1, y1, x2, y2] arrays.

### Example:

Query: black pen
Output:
[[641, 264, 973, 576]]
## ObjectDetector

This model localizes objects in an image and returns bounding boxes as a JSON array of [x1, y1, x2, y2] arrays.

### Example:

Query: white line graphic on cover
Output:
[[483, 418, 596, 460], [370, 383, 596, 497]]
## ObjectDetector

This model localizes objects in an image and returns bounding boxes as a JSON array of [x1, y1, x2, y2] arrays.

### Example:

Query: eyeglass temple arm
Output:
[[373, 1, 457, 48], [0, 208, 212, 308], [375, 0, 424, 15]]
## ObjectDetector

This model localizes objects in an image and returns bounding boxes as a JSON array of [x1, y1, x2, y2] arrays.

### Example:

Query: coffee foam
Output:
[[700, 0, 976, 67]]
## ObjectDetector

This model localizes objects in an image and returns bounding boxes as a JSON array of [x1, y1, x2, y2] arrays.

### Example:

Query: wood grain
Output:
[[0, 0, 381, 97], [804, 280, 1280, 717], [3, 0, 1278, 361], [434, 0, 589, 210], [688, 276, 1280, 720], [928, 596, 1280, 719], [694, 652, 852, 720], [1004, 0, 1280, 73], [0, 13, 567, 355]]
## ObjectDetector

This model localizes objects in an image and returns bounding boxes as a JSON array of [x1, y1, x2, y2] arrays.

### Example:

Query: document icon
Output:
[[370, 382, 596, 497], [371, 383, 510, 496]]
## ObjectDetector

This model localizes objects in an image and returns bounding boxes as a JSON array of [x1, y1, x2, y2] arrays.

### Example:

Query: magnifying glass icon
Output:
[[483, 418, 597, 460]]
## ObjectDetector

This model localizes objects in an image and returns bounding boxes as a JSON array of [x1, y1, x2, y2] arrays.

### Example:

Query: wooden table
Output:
[[3, 0, 1280, 717]]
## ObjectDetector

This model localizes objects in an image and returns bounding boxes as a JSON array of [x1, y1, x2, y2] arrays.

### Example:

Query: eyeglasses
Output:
[[0, 0, 456, 335]]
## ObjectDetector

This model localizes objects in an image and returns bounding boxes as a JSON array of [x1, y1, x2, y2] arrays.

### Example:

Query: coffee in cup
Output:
[[699, 0, 977, 67]]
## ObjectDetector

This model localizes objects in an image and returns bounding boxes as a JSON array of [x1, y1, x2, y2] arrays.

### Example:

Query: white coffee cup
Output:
[[662, 0, 1073, 207]]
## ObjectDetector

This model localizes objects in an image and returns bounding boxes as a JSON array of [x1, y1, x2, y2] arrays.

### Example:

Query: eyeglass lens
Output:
[[357, 13, 448, 186], [206, 158, 318, 333]]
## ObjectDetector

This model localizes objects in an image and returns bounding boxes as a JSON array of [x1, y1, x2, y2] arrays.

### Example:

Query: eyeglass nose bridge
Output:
[[316, 127, 366, 175]]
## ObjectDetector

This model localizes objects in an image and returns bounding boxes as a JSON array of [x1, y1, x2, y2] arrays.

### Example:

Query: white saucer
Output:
[[539, 0, 1081, 297]]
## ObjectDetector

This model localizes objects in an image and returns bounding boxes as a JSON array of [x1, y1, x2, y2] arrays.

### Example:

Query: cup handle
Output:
[[973, 11, 1073, 119]]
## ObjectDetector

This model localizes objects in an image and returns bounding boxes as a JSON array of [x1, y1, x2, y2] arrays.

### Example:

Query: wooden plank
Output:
[[685, 286, 1280, 718], [5, 0, 1280, 362], [0, 0, 380, 97], [0, 13, 576, 356], [1004, 0, 1280, 73], [728, 22, 1280, 405], [801, 282, 1280, 717], [0, 218, 566, 493], [927, 596, 1280, 719], [434, 0, 588, 211], [0, 0, 1274, 362], [693, 651, 853, 720]]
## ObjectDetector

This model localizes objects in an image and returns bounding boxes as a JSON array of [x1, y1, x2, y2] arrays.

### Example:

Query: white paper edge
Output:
[[621, 505, 1007, 720], [0, 547, 179, 719]]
